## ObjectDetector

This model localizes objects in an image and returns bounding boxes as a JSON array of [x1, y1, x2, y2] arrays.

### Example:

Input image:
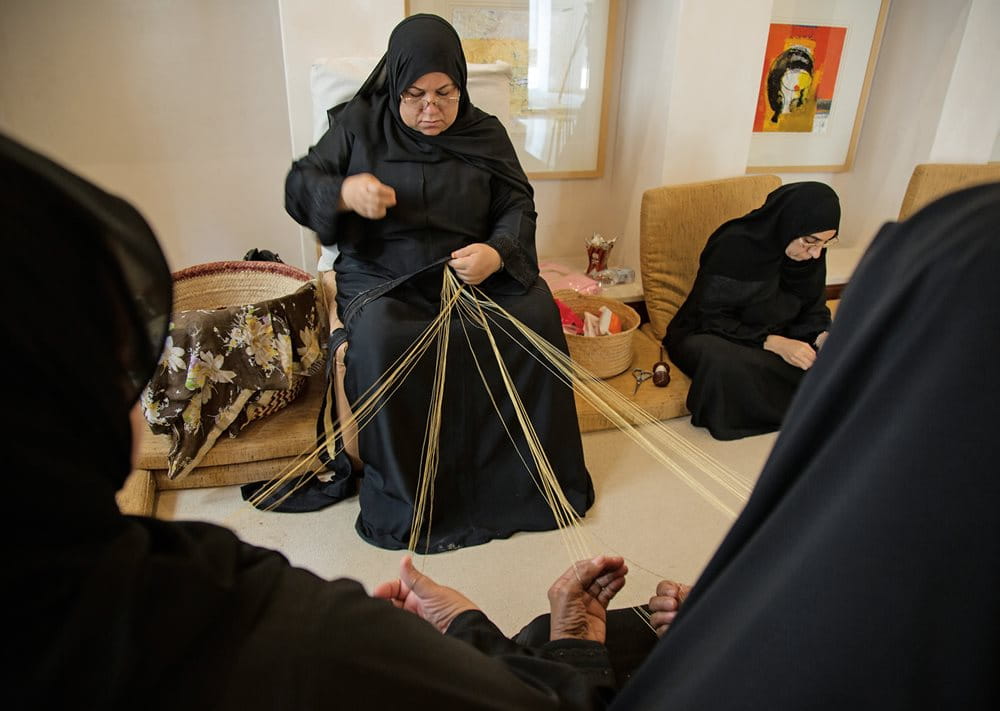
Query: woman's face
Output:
[[785, 229, 837, 261], [398, 72, 461, 136]]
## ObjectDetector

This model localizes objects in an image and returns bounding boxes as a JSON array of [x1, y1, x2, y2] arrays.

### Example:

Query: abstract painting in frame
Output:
[[747, 0, 891, 172]]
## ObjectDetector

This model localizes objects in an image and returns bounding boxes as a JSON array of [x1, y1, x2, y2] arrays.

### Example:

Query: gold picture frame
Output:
[[405, 0, 618, 179], [747, 0, 891, 173]]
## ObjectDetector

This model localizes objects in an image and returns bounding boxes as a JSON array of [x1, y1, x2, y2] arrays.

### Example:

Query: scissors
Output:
[[632, 368, 653, 395]]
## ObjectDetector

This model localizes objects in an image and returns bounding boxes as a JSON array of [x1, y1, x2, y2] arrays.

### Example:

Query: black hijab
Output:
[[3, 133, 171, 543], [618, 182, 1000, 708], [700, 180, 840, 290], [334, 13, 533, 198], [665, 182, 839, 348]]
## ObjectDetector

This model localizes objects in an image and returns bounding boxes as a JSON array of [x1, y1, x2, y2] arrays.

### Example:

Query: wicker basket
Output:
[[554, 290, 640, 378], [171, 261, 318, 422], [172, 260, 314, 311]]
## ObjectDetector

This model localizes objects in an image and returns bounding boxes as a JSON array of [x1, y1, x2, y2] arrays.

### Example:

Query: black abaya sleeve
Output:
[[284, 126, 354, 245], [781, 288, 831, 344], [678, 274, 774, 346], [447, 610, 616, 702], [486, 173, 540, 289], [26, 518, 611, 710]]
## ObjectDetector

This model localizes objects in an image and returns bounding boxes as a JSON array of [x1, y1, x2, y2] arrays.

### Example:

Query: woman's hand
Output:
[[648, 580, 691, 638], [449, 244, 503, 285], [814, 331, 829, 351], [371, 555, 480, 633], [340, 173, 397, 219], [764, 334, 816, 370], [547, 555, 628, 644]]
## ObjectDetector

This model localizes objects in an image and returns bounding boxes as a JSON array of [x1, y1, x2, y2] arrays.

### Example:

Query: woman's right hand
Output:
[[764, 334, 816, 370], [547, 555, 628, 644], [340, 173, 397, 218]]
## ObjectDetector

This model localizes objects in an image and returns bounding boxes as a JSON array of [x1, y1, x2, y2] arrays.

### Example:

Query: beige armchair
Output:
[[898, 163, 1000, 221]]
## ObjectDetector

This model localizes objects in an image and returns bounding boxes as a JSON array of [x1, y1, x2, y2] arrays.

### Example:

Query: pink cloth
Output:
[[539, 261, 602, 295]]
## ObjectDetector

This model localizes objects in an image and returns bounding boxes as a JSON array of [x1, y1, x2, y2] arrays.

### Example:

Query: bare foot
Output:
[[649, 580, 692, 637]]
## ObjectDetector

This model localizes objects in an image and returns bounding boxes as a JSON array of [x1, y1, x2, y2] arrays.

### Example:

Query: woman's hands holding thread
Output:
[[340, 173, 397, 219], [547, 555, 628, 643], [449, 243, 503, 285], [764, 334, 816, 370], [648, 580, 691, 638], [372, 555, 479, 633]]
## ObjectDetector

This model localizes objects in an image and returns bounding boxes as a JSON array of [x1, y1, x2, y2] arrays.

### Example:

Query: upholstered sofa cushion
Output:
[[898, 163, 1000, 221]]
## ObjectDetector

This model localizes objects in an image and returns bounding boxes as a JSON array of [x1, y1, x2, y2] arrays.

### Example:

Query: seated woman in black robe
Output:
[[284, 15, 593, 551], [663, 181, 840, 440], [5, 132, 623, 709]]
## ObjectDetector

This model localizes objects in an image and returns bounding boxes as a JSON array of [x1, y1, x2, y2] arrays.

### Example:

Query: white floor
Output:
[[156, 417, 776, 635]]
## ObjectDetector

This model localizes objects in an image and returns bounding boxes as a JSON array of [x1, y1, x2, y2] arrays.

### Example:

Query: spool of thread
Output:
[[652, 347, 670, 387]]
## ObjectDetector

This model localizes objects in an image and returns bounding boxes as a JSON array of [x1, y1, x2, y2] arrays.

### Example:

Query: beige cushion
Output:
[[898, 163, 1000, 221], [574, 330, 691, 431], [136, 378, 324, 472], [640, 174, 782, 340]]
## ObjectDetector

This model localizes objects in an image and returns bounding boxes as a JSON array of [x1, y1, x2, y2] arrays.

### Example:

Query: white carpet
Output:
[[156, 417, 776, 635]]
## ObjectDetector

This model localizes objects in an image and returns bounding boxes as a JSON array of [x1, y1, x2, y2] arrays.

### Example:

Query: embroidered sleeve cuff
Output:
[[487, 234, 537, 289]]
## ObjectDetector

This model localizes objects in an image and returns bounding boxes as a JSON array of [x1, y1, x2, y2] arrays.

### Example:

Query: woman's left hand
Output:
[[449, 244, 502, 285]]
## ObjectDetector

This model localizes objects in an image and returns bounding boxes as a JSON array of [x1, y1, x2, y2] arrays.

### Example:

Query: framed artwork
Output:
[[405, 0, 618, 179], [747, 0, 891, 173]]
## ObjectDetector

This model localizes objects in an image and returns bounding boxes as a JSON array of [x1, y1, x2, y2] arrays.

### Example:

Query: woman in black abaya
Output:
[[664, 181, 840, 439], [284, 14, 593, 551], [616, 182, 1000, 709], [5, 133, 623, 710]]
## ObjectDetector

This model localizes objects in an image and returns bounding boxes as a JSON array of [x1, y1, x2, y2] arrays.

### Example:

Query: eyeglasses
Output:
[[799, 234, 839, 249], [400, 92, 461, 110]]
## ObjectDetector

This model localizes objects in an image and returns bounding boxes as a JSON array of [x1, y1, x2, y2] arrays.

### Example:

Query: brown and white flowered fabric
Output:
[[141, 281, 325, 479]]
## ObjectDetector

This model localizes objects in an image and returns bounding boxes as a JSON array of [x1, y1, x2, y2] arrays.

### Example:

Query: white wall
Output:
[[0, 0, 301, 271], [928, 0, 1000, 163], [827, 0, 971, 248], [603, 0, 773, 275], [2, 0, 997, 277]]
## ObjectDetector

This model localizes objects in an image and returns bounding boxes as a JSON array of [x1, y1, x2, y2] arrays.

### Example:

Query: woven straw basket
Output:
[[171, 260, 318, 422], [172, 260, 314, 311], [554, 290, 639, 378]]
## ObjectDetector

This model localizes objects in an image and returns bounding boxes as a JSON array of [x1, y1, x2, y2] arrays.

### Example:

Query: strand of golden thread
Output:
[[242, 267, 753, 629]]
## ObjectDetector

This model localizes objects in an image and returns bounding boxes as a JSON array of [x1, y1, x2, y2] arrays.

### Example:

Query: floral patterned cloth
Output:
[[141, 281, 325, 479]]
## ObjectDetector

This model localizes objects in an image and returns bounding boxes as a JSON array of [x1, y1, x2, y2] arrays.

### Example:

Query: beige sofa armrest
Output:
[[898, 163, 1000, 221]]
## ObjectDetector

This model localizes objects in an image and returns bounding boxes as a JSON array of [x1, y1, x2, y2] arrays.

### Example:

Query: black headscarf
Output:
[[617, 182, 1000, 709], [334, 13, 533, 198], [665, 182, 839, 348], [699, 180, 840, 289], [3, 133, 172, 542]]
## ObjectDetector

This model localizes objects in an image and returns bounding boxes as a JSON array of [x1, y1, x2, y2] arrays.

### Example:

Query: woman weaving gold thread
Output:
[[281, 14, 594, 552]]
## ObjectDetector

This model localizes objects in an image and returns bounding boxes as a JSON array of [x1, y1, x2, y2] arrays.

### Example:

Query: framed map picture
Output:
[[406, 0, 618, 179]]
